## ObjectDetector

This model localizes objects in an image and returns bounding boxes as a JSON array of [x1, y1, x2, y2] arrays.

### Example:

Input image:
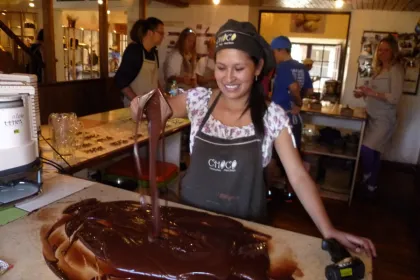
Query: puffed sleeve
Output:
[[265, 103, 292, 139], [186, 87, 212, 123]]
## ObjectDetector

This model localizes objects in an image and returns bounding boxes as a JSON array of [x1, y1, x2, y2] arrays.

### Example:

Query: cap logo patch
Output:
[[216, 33, 237, 46]]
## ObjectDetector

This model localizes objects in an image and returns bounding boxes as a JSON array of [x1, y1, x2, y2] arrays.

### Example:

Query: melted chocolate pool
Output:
[[41, 199, 272, 280]]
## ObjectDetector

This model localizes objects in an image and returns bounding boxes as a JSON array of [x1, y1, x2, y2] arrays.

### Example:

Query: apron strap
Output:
[[198, 91, 222, 131]]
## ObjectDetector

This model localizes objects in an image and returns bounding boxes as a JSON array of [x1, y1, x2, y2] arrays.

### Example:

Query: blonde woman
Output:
[[164, 28, 197, 90], [354, 35, 404, 195], [195, 36, 217, 89]]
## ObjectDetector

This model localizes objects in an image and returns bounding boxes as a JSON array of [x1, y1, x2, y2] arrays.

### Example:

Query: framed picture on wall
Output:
[[398, 33, 420, 95], [356, 30, 420, 95], [290, 13, 326, 34]]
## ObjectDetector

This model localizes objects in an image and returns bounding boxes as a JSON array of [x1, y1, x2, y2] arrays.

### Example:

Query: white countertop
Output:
[[0, 175, 372, 279]]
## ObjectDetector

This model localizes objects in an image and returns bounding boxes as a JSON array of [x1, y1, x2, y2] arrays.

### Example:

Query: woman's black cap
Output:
[[215, 19, 275, 75]]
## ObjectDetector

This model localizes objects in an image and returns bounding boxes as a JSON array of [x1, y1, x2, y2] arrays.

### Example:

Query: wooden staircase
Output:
[[0, 19, 39, 74]]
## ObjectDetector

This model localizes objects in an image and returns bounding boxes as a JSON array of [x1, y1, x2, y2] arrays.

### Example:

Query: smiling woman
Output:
[[131, 19, 376, 258]]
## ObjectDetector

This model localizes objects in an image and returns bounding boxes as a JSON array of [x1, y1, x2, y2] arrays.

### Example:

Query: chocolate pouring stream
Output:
[[133, 89, 172, 239]]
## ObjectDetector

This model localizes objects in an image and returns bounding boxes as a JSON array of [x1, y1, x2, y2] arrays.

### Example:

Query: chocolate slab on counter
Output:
[[41, 199, 272, 280]]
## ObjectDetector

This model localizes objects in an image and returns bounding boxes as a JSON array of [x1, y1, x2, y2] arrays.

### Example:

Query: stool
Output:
[[103, 155, 179, 193]]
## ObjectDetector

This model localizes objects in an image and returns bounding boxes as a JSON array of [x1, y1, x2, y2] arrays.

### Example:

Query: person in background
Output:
[[115, 17, 164, 107], [195, 36, 217, 89], [28, 29, 44, 82], [271, 36, 313, 150], [303, 57, 320, 85], [354, 35, 404, 195], [270, 36, 313, 200], [109, 45, 121, 72], [303, 58, 313, 71], [163, 28, 197, 90], [131, 19, 376, 258]]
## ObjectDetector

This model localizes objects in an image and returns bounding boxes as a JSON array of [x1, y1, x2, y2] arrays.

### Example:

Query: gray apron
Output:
[[123, 48, 158, 107], [200, 57, 218, 89], [363, 71, 397, 153], [180, 93, 267, 222]]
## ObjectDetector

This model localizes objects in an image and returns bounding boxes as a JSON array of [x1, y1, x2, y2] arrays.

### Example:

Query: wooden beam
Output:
[[98, 0, 108, 79], [394, 0, 408, 11], [402, 0, 415, 11], [408, 0, 420, 10], [139, 0, 147, 19], [42, 0, 56, 83]]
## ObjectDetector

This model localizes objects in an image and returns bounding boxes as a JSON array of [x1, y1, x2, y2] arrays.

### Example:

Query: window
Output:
[[291, 43, 342, 93]]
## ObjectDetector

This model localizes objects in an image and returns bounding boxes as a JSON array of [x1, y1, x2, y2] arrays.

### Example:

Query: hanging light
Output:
[[98, 0, 103, 4], [29, 2, 35, 7], [335, 0, 344, 8], [107, 10, 110, 14], [212, 0, 220, 5]]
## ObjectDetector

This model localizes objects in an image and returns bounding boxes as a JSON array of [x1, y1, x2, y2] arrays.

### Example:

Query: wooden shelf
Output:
[[302, 142, 357, 160]]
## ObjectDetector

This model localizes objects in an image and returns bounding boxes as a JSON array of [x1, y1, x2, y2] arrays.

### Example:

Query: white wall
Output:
[[341, 10, 420, 164], [148, 3, 249, 28], [146, 3, 250, 87]]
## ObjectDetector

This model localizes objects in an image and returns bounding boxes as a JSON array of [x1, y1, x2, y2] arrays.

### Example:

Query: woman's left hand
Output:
[[326, 228, 377, 258]]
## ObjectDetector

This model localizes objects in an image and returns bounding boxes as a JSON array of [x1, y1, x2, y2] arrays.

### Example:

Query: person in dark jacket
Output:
[[29, 29, 44, 82]]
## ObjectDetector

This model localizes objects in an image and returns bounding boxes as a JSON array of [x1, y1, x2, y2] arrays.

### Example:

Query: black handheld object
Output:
[[322, 239, 365, 280]]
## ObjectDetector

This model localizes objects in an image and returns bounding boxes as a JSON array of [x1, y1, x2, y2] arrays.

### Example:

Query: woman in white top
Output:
[[195, 36, 217, 89], [166, 19, 376, 257], [354, 35, 404, 194], [163, 28, 197, 90]]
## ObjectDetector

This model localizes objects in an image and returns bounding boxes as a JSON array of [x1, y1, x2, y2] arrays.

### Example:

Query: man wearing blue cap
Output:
[[270, 36, 313, 201], [270, 35, 313, 150]]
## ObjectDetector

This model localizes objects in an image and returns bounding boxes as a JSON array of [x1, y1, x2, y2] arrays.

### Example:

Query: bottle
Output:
[[169, 80, 178, 97]]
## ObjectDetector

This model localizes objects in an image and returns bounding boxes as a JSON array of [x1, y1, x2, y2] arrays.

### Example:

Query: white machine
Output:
[[0, 74, 42, 208]]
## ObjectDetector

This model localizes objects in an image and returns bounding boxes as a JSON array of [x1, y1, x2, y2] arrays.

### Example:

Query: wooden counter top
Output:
[[301, 103, 367, 121], [40, 108, 190, 174], [0, 175, 373, 280]]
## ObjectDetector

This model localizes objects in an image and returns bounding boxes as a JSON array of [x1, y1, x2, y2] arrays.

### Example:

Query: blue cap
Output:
[[271, 36, 291, 50]]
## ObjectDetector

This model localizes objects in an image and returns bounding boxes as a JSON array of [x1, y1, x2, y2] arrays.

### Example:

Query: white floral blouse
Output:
[[185, 87, 292, 167]]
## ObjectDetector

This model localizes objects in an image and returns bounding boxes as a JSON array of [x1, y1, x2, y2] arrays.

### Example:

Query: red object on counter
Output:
[[105, 156, 178, 184]]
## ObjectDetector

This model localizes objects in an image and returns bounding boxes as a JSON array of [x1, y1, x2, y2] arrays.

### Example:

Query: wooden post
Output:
[[98, 0, 109, 79], [42, 0, 56, 83], [140, 0, 147, 19]]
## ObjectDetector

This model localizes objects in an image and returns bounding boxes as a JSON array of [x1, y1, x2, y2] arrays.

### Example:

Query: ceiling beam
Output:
[[394, 0, 408, 11], [382, 0, 387, 10], [372, 0, 378, 10], [412, 0, 420, 10], [401, 0, 415, 11], [155, 0, 189, 7]]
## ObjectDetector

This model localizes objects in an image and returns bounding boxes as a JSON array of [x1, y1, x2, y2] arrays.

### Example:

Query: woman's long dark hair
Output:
[[247, 57, 268, 137]]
